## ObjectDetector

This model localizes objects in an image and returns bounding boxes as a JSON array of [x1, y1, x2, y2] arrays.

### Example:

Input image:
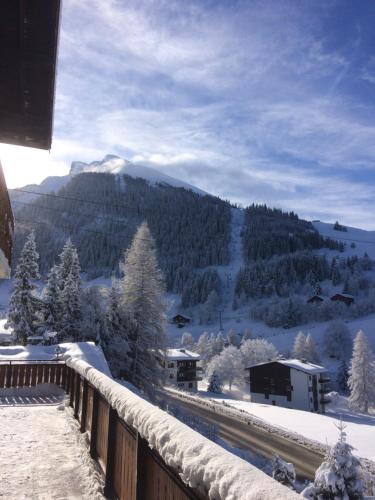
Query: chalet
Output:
[[170, 314, 191, 328], [0, 163, 14, 279], [331, 293, 354, 306], [307, 295, 325, 304], [161, 349, 202, 391], [245, 359, 330, 413]]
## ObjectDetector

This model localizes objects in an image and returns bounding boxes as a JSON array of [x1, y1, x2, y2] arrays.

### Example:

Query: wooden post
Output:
[[69, 371, 75, 408], [90, 388, 99, 460], [136, 434, 149, 500], [103, 407, 118, 499], [65, 366, 71, 393], [74, 375, 81, 420], [5, 363, 12, 388], [80, 379, 89, 433]]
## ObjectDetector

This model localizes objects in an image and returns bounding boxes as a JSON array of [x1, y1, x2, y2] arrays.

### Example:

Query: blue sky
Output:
[[1, 0, 375, 228]]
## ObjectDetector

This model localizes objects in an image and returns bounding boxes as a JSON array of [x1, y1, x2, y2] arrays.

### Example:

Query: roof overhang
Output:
[[0, 0, 61, 150]]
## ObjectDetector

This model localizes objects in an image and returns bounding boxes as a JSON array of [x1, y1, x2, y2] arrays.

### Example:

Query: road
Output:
[[160, 391, 324, 481]]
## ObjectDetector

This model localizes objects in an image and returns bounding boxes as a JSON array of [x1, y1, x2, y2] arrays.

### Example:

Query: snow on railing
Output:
[[67, 358, 298, 499]]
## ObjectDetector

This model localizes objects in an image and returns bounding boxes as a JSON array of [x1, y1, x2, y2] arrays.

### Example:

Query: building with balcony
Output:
[[162, 348, 202, 391], [246, 359, 330, 413]]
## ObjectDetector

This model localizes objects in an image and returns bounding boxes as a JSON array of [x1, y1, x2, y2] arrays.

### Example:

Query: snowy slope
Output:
[[70, 154, 207, 195], [10, 175, 71, 208], [313, 221, 375, 259]]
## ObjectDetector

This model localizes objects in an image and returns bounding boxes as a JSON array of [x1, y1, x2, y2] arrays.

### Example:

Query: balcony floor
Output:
[[0, 392, 103, 499]]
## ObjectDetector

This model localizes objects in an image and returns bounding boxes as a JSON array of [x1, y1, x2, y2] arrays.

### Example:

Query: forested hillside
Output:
[[241, 204, 343, 262], [12, 172, 231, 297]]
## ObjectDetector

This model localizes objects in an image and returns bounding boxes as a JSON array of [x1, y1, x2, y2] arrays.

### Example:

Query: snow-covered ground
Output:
[[168, 384, 375, 465], [313, 220, 375, 259], [0, 342, 112, 377], [0, 396, 103, 499]]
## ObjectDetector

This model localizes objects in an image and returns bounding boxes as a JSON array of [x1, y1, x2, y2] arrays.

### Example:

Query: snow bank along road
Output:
[[0, 397, 102, 499], [160, 390, 324, 480]]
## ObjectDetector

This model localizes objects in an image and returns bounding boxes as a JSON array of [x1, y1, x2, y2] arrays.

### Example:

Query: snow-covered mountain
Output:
[[70, 155, 207, 195], [313, 220, 375, 259], [10, 155, 207, 211]]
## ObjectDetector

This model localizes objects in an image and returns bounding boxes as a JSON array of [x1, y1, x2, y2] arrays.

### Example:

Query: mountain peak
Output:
[[69, 155, 207, 195]]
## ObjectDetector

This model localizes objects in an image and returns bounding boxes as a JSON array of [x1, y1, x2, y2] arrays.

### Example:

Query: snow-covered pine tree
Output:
[[324, 321, 352, 360], [42, 263, 61, 332], [207, 370, 223, 394], [7, 232, 40, 344], [301, 421, 365, 499], [214, 331, 225, 356], [58, 242, 82, 341], [348, 330, 375, 413], [271, 455, 296, 489], [336, 359, 349, 394], [305, 334, 320, 364], [240, 338, 278, 368], [195, 331, 210, 365], [120, 221, 166, 387], [292, 331, 307, 359], [180, 332, 194, 350]]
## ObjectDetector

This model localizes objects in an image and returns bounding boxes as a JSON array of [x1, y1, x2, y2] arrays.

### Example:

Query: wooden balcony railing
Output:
[[0, 359, 297, 500]]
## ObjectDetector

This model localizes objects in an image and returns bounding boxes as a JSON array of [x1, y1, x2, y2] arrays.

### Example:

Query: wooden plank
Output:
[[113, 420, 137, 500], [30, 364, 37, 386], [90, 388, 99, 460], [69, 371, 75, 407], [11, 364, 19, 387], [86, 385, 94, 432], [24, 364, 32, 387], [74, 375, 81, 420], [103, 407, 117, 498], [18, 364, 25, 387], [0, 365, 7, 388], [49, 364, 56, 384], [54, 364, 61, 386], [36, 364, 44, 385], [43, 364, 50, 384], [80, 380, 88, 433], [60, 364, 67, 388], [96, 397, 109, 472]]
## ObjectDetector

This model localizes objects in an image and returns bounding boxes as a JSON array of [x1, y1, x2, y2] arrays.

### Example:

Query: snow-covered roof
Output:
[[332, 293, 354, 299], [165, 348, 200, 361], [277, 359, 327, 374], [246, 359, 326, 374]]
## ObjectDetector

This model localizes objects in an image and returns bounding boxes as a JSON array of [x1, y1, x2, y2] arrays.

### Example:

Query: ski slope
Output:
[[313, 221, 375, 259]]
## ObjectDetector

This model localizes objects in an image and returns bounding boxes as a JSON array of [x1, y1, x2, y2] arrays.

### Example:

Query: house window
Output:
[[169, 374, 174, 379], [168, 362, 175, 368], [310, 397, 313, 403], [188, 383, 193, 388], [265, 393, 269, 399], [178, 383, 184, 388], [287, 393, 291, 402], [272, 400, 276, 406]]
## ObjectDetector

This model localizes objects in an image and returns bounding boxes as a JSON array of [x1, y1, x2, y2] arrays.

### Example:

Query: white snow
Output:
[[70, 154, 207, 196], [165, 348, 201, 360], [0, 397, 103, 499], [67, 358, 297, 499], [167, 386, 375, 464], [313, 220, 375, 259], [0, 342, 112, 377], [276, 359, 326, 374]]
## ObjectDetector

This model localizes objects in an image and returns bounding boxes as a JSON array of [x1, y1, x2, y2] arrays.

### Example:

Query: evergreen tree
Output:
[[272, 455, 296, 489], [207, 371, 222, 394], [7, 232, 40, 344], [336, 360, 349, 394], [348, 330, 375, 413], [292, 331, 307, 359], [58, 242, 82, 341], [302, 421, 365, 499], [324, 321, 352, 360], [180, 332, 194, 350], [41, 263, 61, 332], [120, 222, 166, 387], [330, 258, 341, 286], [305, 334, 320, 364]]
